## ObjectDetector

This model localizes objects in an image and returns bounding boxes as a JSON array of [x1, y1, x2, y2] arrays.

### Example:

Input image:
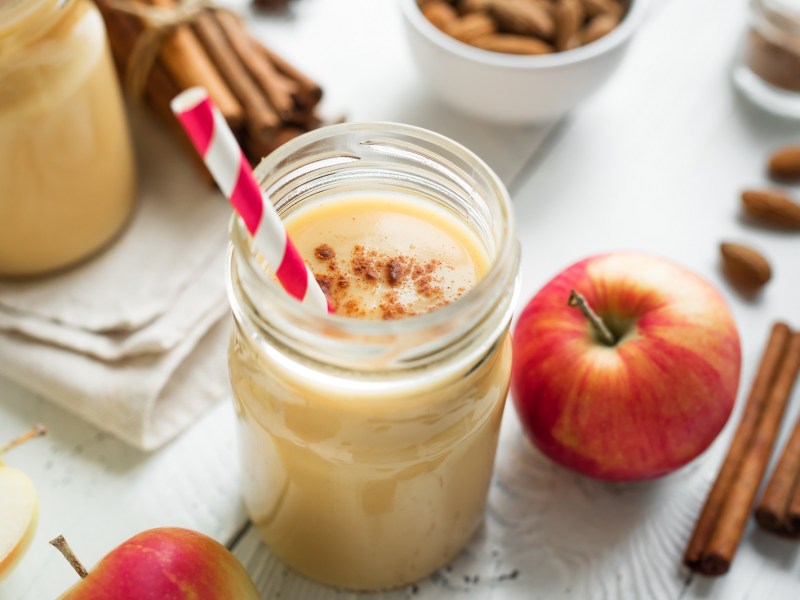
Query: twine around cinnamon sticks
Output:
[[96, 0, 325, 168], [684, 322, 800, 576]]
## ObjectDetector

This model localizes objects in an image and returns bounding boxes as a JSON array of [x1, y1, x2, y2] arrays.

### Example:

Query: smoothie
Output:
[[0, 0, 135, 276], [287, 193, 490, 319], [229, 191, 512, 590]]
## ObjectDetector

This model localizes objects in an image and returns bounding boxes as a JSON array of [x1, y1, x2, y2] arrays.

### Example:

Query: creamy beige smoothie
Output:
[[0, 0, 136, 276], [229, 192, 512, 590]]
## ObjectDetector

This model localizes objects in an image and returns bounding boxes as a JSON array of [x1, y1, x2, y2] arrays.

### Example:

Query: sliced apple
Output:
[[0, 465, 38, 578], [0, 424, 46, 579]]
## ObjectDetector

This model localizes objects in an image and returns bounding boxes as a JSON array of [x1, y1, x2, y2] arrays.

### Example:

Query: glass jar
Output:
[[734, 0, 800, 118], [227, 122, 519, 591], [0, 0, 136, 276]]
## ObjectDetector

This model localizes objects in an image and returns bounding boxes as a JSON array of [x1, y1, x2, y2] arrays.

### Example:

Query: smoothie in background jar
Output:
[[227, 123, 519, 591], [0, 0, 135, 276]]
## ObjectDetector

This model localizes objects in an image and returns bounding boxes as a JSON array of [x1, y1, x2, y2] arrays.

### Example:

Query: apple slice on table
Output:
[[51, 527, 261, 599], [0, 424, 47, 578], [511, 252, 741, 481]]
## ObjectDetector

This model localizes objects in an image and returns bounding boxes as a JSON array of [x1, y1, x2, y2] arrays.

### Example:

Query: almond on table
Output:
[[720, 242, 772, 291], [768, 146, 800, 181], [741, 189, 800, 230]]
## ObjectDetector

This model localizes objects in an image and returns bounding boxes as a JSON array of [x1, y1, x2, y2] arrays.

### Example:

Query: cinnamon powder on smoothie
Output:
[[312, 243, 459, 319]]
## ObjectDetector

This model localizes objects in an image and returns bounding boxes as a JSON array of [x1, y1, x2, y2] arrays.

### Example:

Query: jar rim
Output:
[[227, 121, 519, 370]]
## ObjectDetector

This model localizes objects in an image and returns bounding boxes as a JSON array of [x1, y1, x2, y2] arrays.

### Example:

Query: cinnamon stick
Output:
[[213, 10, 298, 120], [98, 2, 213, 183], [789, 481, 800, 533], [683, 322, 791, 572], [192, 10, 280, 143], [241, 125, 306, 165], [259, 44, 323, 109], [755, 408, 800, 537], [98, 4, 178, 113], [98, 0, 327, 167], [701, 331, 800, 575], [143, 0, 244, 127]]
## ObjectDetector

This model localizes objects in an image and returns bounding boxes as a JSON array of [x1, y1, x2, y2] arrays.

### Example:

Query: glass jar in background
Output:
[[0, 0, 135, 276], [227, 123, 519, 591], [734, 0, 800, 118]]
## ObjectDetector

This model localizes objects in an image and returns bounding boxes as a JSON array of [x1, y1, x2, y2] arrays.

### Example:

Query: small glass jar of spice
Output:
[[735, 0, 800, 118]]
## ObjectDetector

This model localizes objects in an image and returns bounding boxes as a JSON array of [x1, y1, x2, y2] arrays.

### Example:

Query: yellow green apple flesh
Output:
[[511, 252, 741, 481], [0, 464, 38, 578], [0, 425, 46, 579], [56, 527, 260, 599]]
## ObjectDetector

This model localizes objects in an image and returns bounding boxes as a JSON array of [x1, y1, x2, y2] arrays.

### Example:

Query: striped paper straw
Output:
[[170, 87, 330, 314]]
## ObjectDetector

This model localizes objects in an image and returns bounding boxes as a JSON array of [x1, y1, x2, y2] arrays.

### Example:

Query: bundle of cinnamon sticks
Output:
[[96, 0, 325, 171], [683, 322, 800, 576]]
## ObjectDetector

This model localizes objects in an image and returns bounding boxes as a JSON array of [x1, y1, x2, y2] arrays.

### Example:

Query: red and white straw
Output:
[[171, 87, 330, 314]]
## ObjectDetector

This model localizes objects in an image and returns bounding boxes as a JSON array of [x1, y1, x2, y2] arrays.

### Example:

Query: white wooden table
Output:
[[3, 0, 800, 598]]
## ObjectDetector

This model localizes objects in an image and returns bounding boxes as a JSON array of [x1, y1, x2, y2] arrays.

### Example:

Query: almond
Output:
[[768, 146, 800, 181], [582, 12, 619, 45], [488, 0, 556, 40], [720, 242, 772, 290], [446, 12, 497, 42], [579, 0, 623, 18], [555, 0, 584, 51], [741, 189, 800, 229], [470, 33, 554, 54], [421, 0, 459, 31], [458, 0, 493, 12]]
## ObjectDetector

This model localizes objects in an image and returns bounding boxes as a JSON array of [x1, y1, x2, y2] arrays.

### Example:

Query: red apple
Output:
[[53, 528, 259, 599], [511, 252, 741, 481]]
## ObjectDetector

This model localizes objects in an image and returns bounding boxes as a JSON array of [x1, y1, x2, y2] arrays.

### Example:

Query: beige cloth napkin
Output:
[[0, 107, 234, 450]]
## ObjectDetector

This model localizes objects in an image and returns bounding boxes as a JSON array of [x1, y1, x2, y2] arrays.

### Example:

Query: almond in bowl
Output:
[[420, 0, 629, 54], [400, 0, 648, 123]]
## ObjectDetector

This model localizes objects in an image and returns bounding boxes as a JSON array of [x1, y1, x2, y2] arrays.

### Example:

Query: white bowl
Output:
[[399, 0, 650, 124]]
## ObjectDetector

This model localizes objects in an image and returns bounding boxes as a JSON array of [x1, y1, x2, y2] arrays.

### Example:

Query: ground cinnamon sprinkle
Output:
[[386, 258, 408, 286], [311, 243, 463, 319], [315, 244, 335, 261]]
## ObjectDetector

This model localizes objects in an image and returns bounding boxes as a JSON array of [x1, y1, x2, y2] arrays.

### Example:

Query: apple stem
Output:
[[568, 290, 616, 346], [50, 535, 89, 579], [0, 423, 47, 456]]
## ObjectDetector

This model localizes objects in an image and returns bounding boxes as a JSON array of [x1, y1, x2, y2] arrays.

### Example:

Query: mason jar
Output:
[[734, 0, 800, 118], [0, 0, 135, 276], [227, 122, 519, 591]]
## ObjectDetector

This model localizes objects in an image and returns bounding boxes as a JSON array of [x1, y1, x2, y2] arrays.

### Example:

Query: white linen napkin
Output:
[[0, 106, 234, 450]]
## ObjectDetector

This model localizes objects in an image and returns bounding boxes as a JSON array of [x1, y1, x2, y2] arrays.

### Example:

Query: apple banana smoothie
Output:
[[0, 0, 136, 276], [227, 123, 519, 591]]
